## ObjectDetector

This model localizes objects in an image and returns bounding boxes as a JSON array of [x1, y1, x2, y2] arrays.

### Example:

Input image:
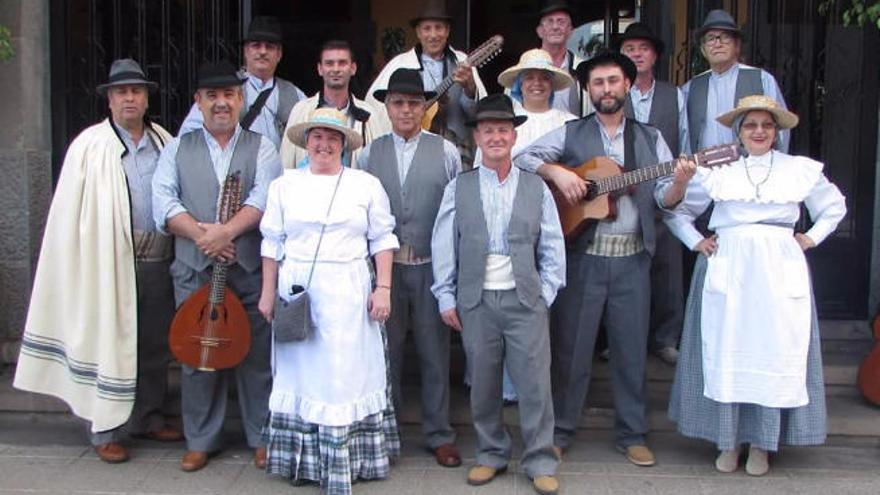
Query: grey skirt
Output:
[[668, 254, 827, 452]]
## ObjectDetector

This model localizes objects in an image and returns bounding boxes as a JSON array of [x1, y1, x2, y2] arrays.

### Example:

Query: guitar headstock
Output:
[[694, 143, 740, 169], [217, 171, 243, 224], [466, 35, 504, 69]]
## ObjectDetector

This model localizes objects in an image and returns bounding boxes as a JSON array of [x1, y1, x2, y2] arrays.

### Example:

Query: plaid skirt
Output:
[[668, 254, 827, 452], [263, 321, 401, 495]]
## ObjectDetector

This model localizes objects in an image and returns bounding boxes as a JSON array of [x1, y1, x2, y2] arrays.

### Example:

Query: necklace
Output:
[[744, 151, 773, 199]]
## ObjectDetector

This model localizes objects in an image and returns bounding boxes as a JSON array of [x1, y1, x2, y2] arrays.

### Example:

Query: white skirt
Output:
[[270, 257, 387, 426], [700, 224, 812, 407]]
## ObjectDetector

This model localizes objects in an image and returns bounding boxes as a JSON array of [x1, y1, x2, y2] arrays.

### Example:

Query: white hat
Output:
[[287, 108, 363, 151], [497, 49, 574, 91]]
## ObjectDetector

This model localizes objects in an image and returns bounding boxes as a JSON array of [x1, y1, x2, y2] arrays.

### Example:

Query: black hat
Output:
[[373, 68, 437, 102], [196, 60, 247, 89], [611, 22, 665, 57], [696, 9, 740, 40], [466, 94, 527, 127], [97, 58, 158, 95], [576, 50, 637, 85], [538, 0, 573, 19], [243, 16, 282, 44], [410, 1, 453, 28]]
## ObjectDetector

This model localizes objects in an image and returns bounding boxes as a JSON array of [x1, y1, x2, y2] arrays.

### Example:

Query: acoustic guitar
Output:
[[547, 144, 740, 240], [420, 35, 504, 131], [168, 172, 252, 371]]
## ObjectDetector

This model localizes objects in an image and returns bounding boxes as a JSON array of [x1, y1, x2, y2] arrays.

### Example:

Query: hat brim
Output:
[[466, 112, 528, 128], [610, 33, 665, 57], [287, 121, 364, 151], [576, 52, 637, 85], [96, 80, 159, 95], [716, 105, 799, 130], [409, 15, 453, 28], [696, 24, 741, 41], [497, 65, 574, 91], [373, 88, 437, 103]]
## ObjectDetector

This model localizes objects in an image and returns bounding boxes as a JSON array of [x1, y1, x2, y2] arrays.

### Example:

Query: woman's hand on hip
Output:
[[694, 234, 718, 257], [258, 291, 275, 323], [795, 233, 816, 251], [369, 287, 391, 322]]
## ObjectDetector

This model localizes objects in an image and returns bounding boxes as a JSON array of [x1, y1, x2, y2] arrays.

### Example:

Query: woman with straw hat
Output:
[[258, 108, 400, 494], [658, 95, 846, 476]]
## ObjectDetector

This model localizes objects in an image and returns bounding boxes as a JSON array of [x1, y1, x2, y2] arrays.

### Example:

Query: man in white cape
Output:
[[15, 59, 181, 463]]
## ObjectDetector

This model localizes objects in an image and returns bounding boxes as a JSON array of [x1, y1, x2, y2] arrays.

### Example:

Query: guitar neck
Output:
[[594, 156, 691, 195], [208, 263, 228, 304], [426, 75, 456, 106]]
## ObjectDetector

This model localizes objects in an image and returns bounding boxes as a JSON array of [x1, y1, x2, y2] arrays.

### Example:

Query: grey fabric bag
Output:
[[272, 169, 343, 342]]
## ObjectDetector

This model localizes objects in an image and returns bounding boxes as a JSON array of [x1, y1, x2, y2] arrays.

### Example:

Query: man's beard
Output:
[[592, 93, 625, 114]]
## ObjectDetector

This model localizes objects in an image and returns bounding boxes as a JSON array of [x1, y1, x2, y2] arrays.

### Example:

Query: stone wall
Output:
[[0, 0, 52, 362]]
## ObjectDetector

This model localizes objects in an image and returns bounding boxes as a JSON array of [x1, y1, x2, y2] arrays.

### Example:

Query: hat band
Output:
[[474, 110, 518, 121], [107, 71, 149, 84], [309, 115, 348, 128]]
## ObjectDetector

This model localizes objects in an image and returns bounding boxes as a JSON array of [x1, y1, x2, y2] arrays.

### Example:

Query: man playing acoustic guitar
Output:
[[513, 51, 695, 468]]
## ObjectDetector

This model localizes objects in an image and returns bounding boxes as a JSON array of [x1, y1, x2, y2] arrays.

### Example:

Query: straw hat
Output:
[[716, 95, 799, 130], [497, 49, 574, 91], [287, 108, 363, 151]]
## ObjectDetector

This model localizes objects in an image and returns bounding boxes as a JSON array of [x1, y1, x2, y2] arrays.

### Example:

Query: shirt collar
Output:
[[201, 124, 243, 152], [631, 79, 656, 100], [246, 72, 275, 91], [711, 62, 740, 80], [392, 130, 422, 145], [597, 117, 626, 141], [112, 121, 149, 151], [478, 161, 518, 185]]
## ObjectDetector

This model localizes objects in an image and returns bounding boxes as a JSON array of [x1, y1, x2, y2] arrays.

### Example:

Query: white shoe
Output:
[[714, 448, 740, 473], [745, 446, 769, 476]]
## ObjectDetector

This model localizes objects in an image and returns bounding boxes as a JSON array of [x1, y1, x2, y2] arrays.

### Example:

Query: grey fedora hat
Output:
[[696, 9, 741, 39], [96, 59, 158, 95]]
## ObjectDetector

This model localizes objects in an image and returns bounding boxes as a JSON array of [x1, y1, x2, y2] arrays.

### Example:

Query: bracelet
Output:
[[376, 284, 391, 291]]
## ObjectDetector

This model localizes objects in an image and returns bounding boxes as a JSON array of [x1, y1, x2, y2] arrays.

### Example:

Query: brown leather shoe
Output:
[[134, 425, 183, 442], [532, 475, 560, 495], [466, 465, 507, 486], [95, 442, 129, 463], [616, 444, 656, 467], [254, 447, 267, 469], [433, 443, 462, 468], [180, 450, 209, 472]]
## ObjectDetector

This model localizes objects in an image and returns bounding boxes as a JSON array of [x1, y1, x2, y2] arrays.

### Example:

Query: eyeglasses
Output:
[[741, 122, 777, 132], [702, 32, 735, 46], [387, 98, 426, 108]]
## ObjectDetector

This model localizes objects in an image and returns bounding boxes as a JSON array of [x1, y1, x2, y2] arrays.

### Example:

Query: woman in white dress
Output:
[[258, 108, 400, 494], [658, 95, 846, 476]]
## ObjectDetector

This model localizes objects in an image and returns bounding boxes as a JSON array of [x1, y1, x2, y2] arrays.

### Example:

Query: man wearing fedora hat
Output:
[[432, 94, 565, 494], [358, 67, 463, 468], [366, 1, 487, 167], [533, 0, 590, 117], [14, 59, 181, 464], [682, 9, 789, 153], [281, 39, 390, 169], [152, 60, 282, 472], [515, 51, 691, 467], [613, 21, 689, 366], [179, 16, 306, 150]]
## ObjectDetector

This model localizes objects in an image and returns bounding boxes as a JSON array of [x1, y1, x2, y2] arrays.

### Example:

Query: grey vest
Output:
[[240, 77, 302, 138], [564, 50, 584, 117], [175, 129, 263, 272], [559, 117, 661, 255], [454, 169, 544, 310], [366, 133, 449, 258], [686, 66, 762, 151], [624, 80, 681, 156]]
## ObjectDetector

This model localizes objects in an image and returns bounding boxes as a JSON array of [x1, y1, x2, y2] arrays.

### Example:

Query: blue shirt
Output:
[[113, 122, 161, 232], [680, 63, 789, 152], [177, 73, 306, 150], [430, 164, 566, 312], [151, 125, 282, 234]]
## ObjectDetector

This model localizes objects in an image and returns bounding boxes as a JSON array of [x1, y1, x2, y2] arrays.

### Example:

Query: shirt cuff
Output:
[[437, 293, 456, 313], [158, 205, 187, 234], [541, 284, 556, 308], [260, 239, 285, 261], [243, 197, 267, 213], [369, 234, 400, 256]]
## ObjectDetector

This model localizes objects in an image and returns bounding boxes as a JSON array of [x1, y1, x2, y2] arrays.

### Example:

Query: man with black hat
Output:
[[357, 68, 462, 468], [613, 22, 689, 366], [432, 94, 565, 494], [366, 1, 487, 167], [179, 16, 306, 150], [152, 60, 282, 472], [514, 51, 691, 466], [281, 39, 390, 169], [14, 59, 181, 464], [533, 0, 590, 117], [682, 9, 788, 153]]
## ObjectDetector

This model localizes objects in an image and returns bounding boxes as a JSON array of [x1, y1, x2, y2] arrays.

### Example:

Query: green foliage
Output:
[[819, 0, 880, 29], [0, 25, 14, 61]]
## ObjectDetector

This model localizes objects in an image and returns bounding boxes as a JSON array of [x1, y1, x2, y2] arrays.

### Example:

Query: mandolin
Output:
[[856, 313, 880, 405], [420, 34, 504, 131], [168, 172, 252, 371], [548, 144, 740, 240]]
